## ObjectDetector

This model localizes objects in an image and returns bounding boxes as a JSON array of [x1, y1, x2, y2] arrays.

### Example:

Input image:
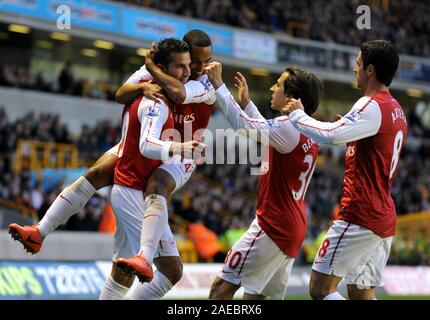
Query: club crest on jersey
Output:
[[145, 105, 160, 118], [267, 119, 280, 128], [344, 111, 361, 123]]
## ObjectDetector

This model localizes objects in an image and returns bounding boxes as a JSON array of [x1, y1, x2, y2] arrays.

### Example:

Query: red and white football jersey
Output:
[[215, 84, 319, 258], [125, 65, 216, 141], [114, 95, 175, 191], [289, 91, 408, 237]]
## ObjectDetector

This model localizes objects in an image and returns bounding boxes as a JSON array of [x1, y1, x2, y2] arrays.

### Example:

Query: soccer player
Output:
[[205, 62, 322, 300], [105, 38, 206, 299], [109, 30, 216, 299], [8, 30, 216, 300], [282, 40, 407, 300]]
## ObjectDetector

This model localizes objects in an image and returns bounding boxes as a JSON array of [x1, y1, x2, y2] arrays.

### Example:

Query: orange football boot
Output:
[[114, 255, 153, 283], [8, 223, 43, 254]]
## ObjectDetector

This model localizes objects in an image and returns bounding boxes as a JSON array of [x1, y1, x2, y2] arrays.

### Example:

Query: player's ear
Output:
[[366, 64, 375, 76]]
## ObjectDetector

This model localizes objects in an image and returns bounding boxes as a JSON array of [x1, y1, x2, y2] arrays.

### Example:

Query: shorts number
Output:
[[184, 163, 192, 173], [118, 112, 129, 158], [293, 154, 317, 200], [318, 239, 330, 258], [389, 130, 403, 179], [228, 251, 242, 270]]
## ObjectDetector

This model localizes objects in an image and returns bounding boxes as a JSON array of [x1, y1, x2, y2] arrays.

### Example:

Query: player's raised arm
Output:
[[115, 65, 166, 105], [145, 49, 216, 105], [234, 72, 265, 120], [282, 97, 381, 145], [205, 62, 299, 153], [138, 98, 205, 160]]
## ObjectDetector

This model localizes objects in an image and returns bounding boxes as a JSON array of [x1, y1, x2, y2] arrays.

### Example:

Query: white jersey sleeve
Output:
[[288, 96, 382, 145], [244, 101, 265, 120], [215, 84, 300, 153], [125, 65, 153, 84], [183, 74, 216, 105], [137, 98, 173, 161]]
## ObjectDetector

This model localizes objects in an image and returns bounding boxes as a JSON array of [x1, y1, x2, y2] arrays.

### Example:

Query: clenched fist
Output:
[[204, 62, 224, 89]]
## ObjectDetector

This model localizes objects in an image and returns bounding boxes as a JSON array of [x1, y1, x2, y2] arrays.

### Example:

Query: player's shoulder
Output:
[[138, 97, 169, 118], [351, 96, 378, 111]]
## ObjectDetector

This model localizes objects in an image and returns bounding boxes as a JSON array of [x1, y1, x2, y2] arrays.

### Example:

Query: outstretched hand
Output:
[[234, 72, 250, 110], [204, 62, 223, 89], [281, 98, 304, 116]]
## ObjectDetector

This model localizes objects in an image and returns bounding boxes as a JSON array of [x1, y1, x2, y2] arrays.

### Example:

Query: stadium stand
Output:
[[121, 0, 430, 57]]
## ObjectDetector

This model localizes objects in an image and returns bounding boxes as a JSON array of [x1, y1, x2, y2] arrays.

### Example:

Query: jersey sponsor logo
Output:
[[267, 119, 279, 128], [174, 113, 195, 123], [344, 110, 361, 123], [145, 105, 160, 118]]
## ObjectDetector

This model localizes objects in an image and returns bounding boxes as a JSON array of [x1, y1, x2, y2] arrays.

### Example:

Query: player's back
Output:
[[339, 91, 408, 237], [114, 95, 174, 191], [257, 130, 319, 258]]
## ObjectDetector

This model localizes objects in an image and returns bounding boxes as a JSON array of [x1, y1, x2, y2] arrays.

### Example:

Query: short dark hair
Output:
[[153, 38, 189, 68], [359, 40, 399, 86], [284, 66, 323, 116], [183, 29, 212, 48]]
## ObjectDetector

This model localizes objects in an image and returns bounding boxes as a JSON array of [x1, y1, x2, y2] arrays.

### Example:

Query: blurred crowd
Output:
[[0, 62, 116, 101], [125, 0, 430, 57], [1, 101, 429, 264], [0, 107, 120, 231]]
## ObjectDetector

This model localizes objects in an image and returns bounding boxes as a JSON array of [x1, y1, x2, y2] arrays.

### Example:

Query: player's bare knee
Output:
[[145, 170, 175, 198], [347, 285, 375, 300], [85, 164, 113, 189], [111, 262, 135, 288], [309, 279, 328, 300], [209, 277, 236, 300], [155, 256, 183, 285]]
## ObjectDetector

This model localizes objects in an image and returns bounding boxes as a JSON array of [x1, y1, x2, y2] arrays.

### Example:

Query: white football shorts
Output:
[[110, 184, 179, 259], [312, 220, 392, 288], [107, 145, 195, 194], [158, 154, 196, 194], [218, 218, 295, 299]]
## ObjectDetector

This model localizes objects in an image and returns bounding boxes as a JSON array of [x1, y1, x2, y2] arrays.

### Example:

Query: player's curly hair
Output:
[[153, 38, 189, 68], [284, 66, 323, 116], [360, 40, 399, 87]]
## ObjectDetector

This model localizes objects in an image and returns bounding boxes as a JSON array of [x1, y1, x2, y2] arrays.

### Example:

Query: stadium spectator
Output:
[[123, 0, 430, 57]]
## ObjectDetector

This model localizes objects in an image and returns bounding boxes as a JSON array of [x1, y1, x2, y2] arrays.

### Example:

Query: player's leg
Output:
[[38, 150, 116, 237], [115, 158, 195, 282], [309, 220, 383, 300], [209, 277, 240, 300], [243, 293, 266, 300], [99, 262, 136, 300], [137, 168, 176, 265], [345, 236, 392, 300], [100, 184, 146, 299], [309, 270, 344, 300], [8, 148, 117, 253], [211, 218, 290, 300], [131, 226, 183, 300], [346, 285, 376, 300]]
